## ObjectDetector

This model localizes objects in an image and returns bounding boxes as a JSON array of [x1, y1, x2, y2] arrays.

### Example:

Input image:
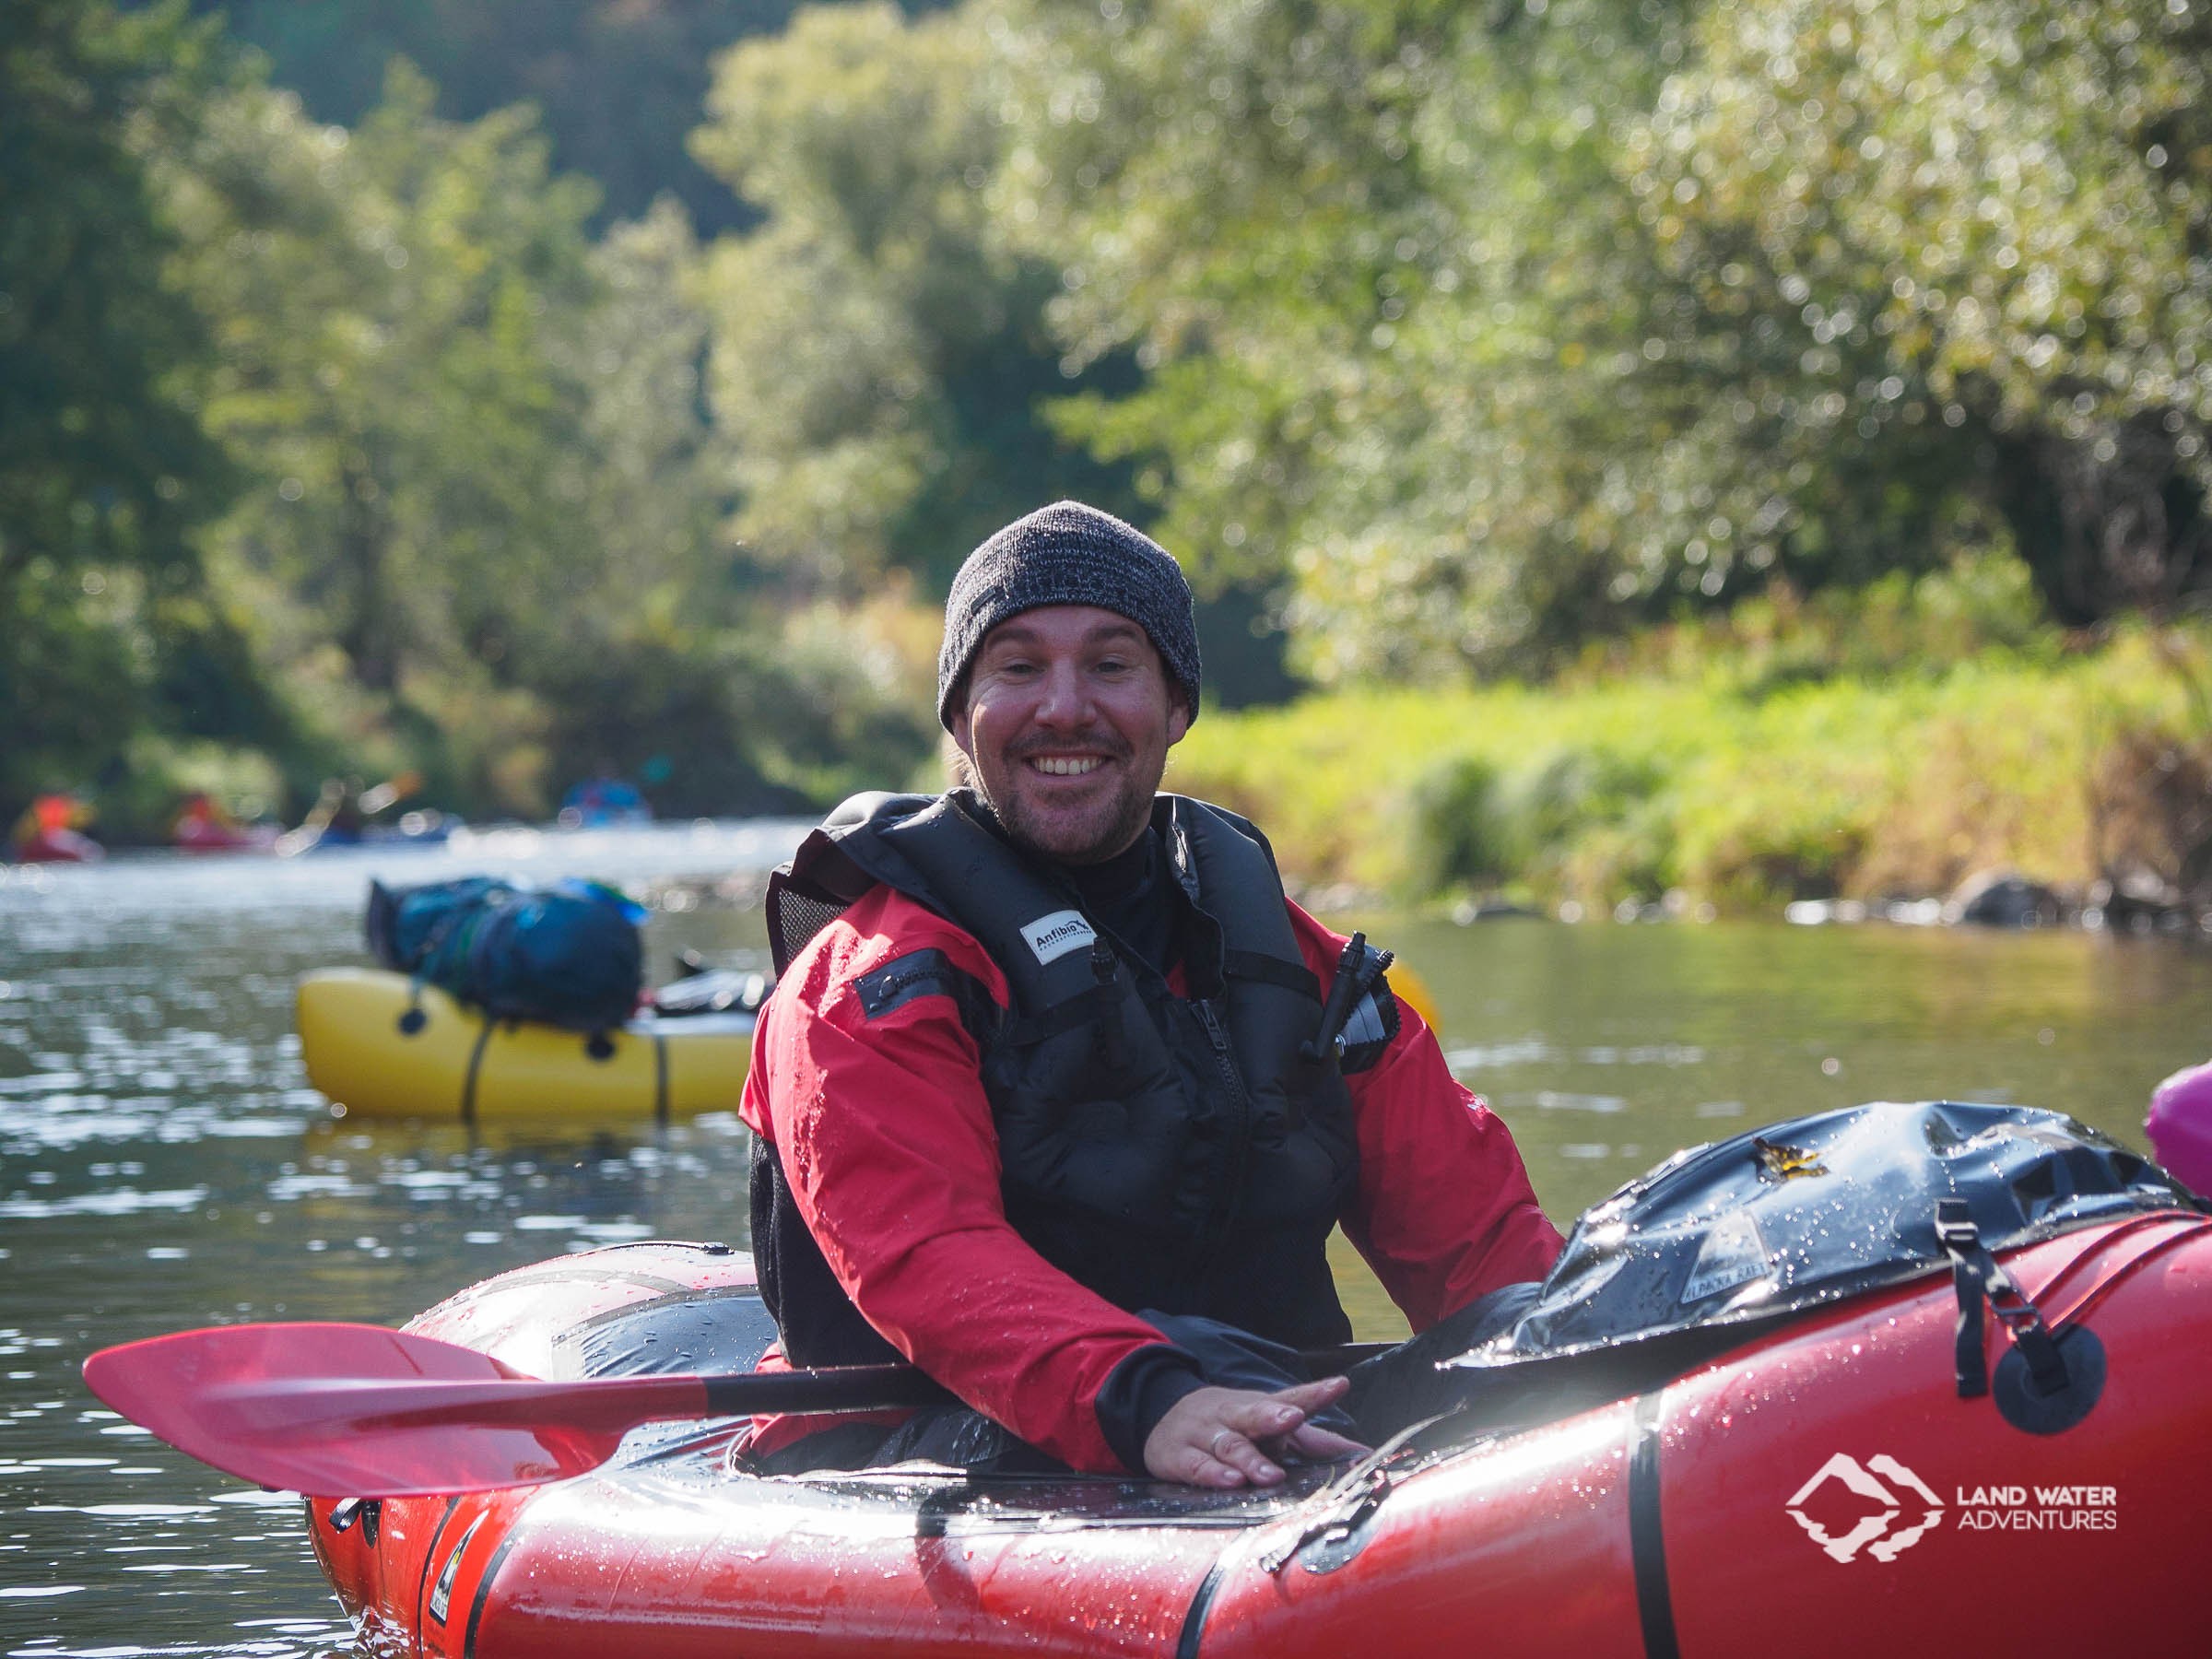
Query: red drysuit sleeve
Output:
[[1286, 902, 1565, 1329], [737, 886, 1173, 1474]]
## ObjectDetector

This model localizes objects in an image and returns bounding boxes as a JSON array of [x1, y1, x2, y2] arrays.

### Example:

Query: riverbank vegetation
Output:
[[7, 0, 2208, 898], [1171, 562, 2212, 911]]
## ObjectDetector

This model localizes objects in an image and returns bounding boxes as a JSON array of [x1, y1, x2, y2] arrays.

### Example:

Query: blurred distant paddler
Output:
[[735, 500, 1564, 1487]]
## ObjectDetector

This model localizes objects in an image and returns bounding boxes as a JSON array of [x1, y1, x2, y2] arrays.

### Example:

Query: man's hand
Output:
[[1142, 1376, 1369, 1488]]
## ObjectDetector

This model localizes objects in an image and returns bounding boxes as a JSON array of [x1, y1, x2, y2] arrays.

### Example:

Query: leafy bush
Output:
[[1408, 746, 1670, 900], [1406, 756, 1513, 895], [1172, 622, 2211, 912]]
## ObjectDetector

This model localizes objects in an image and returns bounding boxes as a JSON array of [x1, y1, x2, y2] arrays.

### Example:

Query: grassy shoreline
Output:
[[1165, 622, 2212, 916]]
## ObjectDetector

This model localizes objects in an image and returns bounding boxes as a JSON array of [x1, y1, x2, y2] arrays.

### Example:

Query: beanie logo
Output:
[[1023, 909, 1097, 966]]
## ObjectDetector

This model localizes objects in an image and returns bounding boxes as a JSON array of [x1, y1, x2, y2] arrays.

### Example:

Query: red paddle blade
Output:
[[83, 1323, 642, 1499]]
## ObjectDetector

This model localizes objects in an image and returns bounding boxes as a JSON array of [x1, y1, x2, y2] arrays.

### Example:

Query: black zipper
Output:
[[1189, 996, 1254, 1274]]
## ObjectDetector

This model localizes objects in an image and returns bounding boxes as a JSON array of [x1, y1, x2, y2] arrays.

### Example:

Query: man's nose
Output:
[[1031, 660, 1095, 726]]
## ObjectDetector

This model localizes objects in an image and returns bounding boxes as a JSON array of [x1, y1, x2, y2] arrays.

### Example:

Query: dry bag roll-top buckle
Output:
[[1935, 1198, 2104, 1434]]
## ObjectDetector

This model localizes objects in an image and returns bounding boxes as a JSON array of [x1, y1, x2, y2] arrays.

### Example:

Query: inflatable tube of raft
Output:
[[306, 1104, 2212, 1658], [297, 967, 754, 1123]]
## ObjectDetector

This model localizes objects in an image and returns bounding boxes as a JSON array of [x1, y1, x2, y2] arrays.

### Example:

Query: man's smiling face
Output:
[[950, 606, 1190, 865]]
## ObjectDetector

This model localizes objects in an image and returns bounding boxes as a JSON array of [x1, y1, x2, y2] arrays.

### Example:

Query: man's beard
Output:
[[983, 740, 1156, 866], [994, 780, 1154, 865]]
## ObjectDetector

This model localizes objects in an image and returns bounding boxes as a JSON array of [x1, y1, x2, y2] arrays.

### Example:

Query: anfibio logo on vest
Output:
[[1023, 910, 1098, 966], [1785, 1453, 2120, 1562]]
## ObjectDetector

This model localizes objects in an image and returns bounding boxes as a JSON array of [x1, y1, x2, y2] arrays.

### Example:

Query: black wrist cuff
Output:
[[1095, 1344, 1208, 1474]]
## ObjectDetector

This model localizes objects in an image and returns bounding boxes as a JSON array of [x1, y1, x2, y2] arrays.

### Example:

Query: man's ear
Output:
[[941, 729, 977, 790], [1165, 693, 1192, 747]]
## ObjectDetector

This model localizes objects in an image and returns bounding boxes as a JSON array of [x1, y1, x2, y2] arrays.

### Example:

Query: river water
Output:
[[2, 824, 2206, 1654]]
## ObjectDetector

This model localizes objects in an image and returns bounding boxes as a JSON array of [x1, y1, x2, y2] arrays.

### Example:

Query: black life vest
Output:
[[754, 790, 1386, 1371]]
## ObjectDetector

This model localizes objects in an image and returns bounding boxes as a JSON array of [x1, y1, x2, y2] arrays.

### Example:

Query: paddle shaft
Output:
[[295, 1342, 1398, 1432], [194, 1369, 947, 1439], [206, 1341, 1398, 1437], [696, 1341, 1395, 1418]]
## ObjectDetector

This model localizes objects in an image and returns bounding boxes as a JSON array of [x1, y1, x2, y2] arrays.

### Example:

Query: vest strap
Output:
[[1000, 984, 1125, 1048], [1221, 948, 1321, 1002]]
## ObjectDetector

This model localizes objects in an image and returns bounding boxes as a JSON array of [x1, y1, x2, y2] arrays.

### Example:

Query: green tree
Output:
[[187, 0, 807, 234], [690, 1, 1141, 598], [1633, 0, 2212, 626], [994, 0, 1684, 679], [164, 66, 831, 818], [994, 0, 2212, 679], [527, 200, 818, 815], [158, 61, 611, 809], [0, 0, 282, 829]]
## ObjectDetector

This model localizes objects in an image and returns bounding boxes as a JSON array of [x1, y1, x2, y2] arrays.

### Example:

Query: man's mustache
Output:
[[1008, 733, 1132, 763]]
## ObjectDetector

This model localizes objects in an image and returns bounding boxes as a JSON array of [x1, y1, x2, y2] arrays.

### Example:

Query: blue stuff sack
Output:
[[365, 876, 645, 1032]]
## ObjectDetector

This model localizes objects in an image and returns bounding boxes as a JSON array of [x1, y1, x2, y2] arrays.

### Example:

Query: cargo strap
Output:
[[1628, 1390, 1681, 1659], [1936, 1198, 2068, 1397], [398, 902, 475, 1036], [463, 1525, 522, 1659], [458, 1016, 496, 1125]]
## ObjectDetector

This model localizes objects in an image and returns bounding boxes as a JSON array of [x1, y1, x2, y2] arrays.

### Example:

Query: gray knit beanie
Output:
[[936, 501, 1202, 731]]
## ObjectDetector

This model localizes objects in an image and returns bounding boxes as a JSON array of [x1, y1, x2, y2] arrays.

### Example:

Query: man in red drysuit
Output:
[[736, 501, 1562, 1487]]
